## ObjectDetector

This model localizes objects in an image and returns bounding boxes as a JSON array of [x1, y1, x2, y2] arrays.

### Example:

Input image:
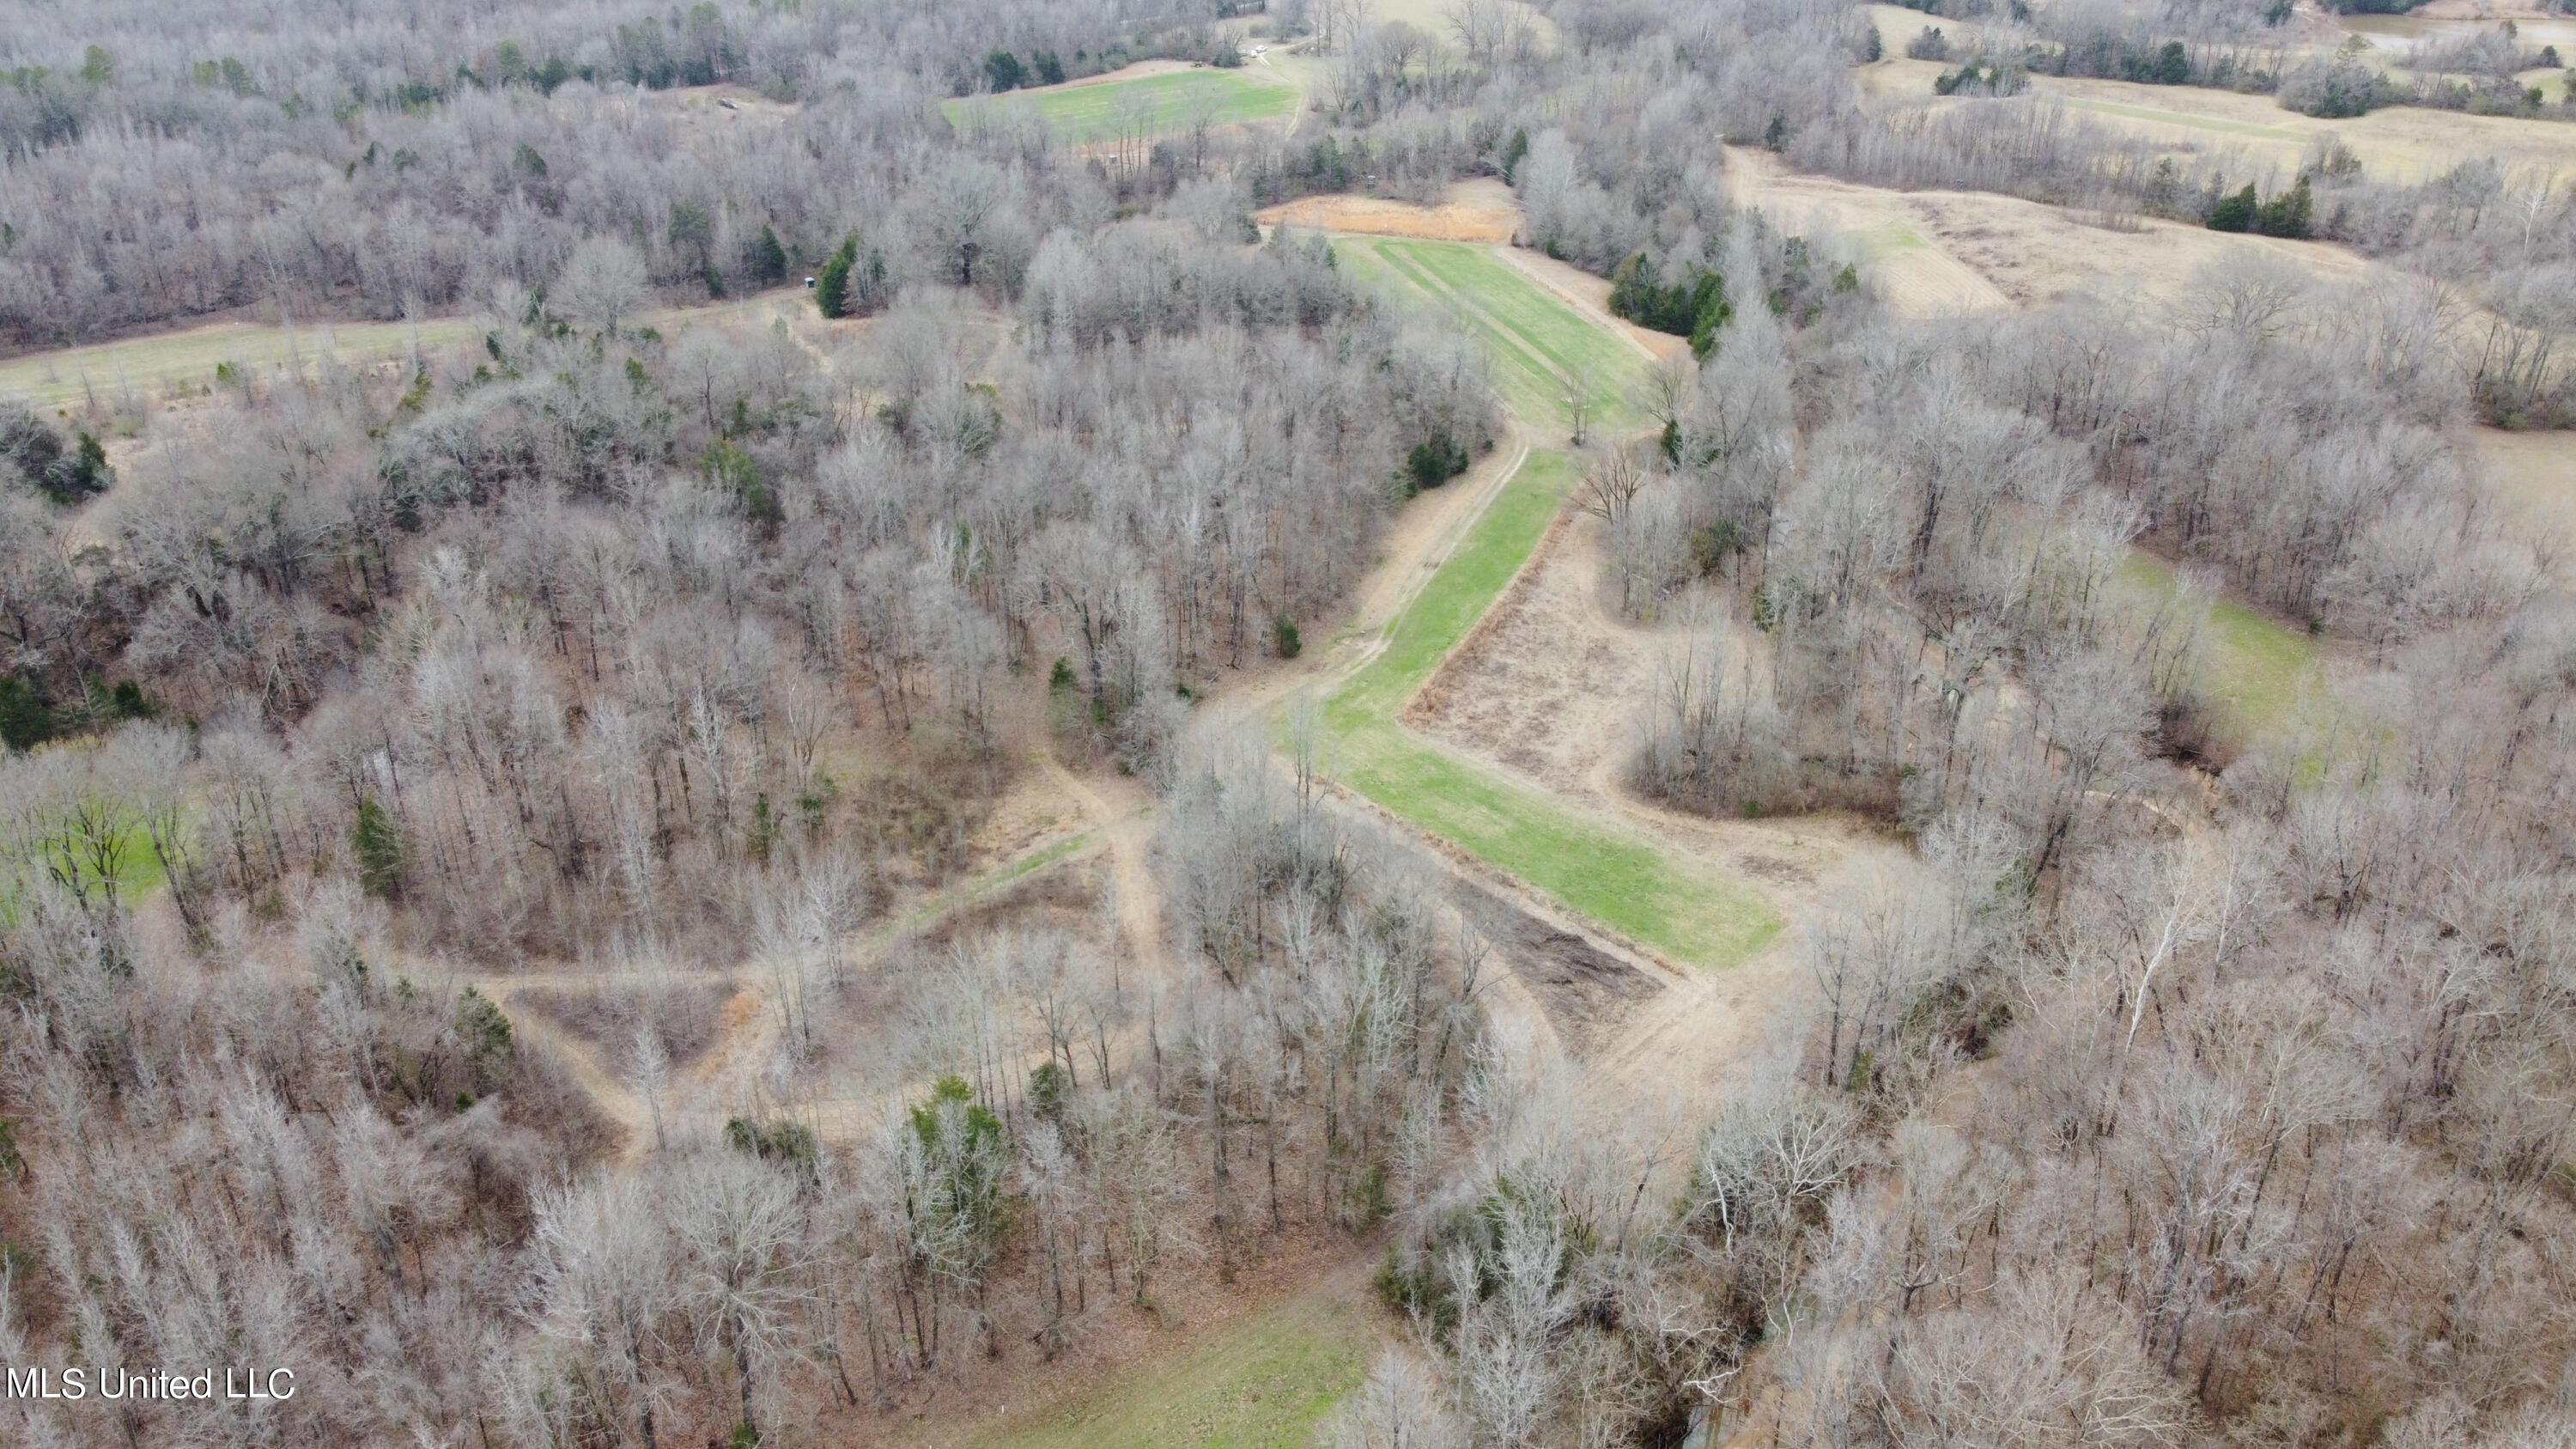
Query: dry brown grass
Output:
[[1857, 56, 2576, 184], [2476, 426, 2576, 581], [1256, 179, 1521, 241], [1728, 147, 2366, 318]]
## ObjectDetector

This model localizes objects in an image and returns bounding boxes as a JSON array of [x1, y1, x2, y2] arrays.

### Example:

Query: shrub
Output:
[[0, 400, 112, 506], [1405, 430, 1470, 492], [2279, 55, 2384, 117], [2206, 182, 2260, 232], [1608, 254, 1731, 354]]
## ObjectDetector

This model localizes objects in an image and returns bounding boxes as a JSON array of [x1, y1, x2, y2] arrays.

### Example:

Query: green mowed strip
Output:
[[959, 1281, 1370, 1449], [1336, 237, 1655, 433], [1322, 716, 1779, 966], [1321, 449, 1778, 968], [942, 69, 1297, 144], [1340, 450, 1577, 715], [2118, 555, 2323, 740]]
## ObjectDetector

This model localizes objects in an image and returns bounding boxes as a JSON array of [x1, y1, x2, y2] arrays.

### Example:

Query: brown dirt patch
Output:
[[1046, 58, 1200, 90], [1256, 189, 1519, 243], [1406, 508, 1873, 902], [1406, 510, 1656, 795], [1452, 877, 1660, 1054]]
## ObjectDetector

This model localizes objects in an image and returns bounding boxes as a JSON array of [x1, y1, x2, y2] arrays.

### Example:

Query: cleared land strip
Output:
[[1336, 235, 1655, 431], [1318, 447, 1779, 967], [1315, 235, 1779, 969], [940, 66, 1298, 144], [0, 289, 805, 412]]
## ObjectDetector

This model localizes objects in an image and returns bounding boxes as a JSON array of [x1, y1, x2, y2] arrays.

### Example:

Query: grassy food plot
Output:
[[1334, 237, 1656, 434], [2118, 555, 2324, 742], [941, 67, 1298, 144], [1319, 450, 1780, 969], [955, 1279, 1370, 1449]]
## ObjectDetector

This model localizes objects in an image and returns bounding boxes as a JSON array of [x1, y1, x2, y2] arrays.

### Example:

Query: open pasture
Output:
[[941, 64, 1298, 144], [0, 289, 801, 417], [1725, 147, 2363, 316], [1858, 57, 2576, 184]]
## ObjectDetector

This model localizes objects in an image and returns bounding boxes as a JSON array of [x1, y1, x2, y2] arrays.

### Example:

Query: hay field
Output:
[[1725, 147, 2364, 316], [1858, 57, 2576, 184], [0, 290, 801, 417]]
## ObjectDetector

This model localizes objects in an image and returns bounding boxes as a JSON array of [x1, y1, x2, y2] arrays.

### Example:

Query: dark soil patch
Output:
[[1451, 877, 1660, 1053]]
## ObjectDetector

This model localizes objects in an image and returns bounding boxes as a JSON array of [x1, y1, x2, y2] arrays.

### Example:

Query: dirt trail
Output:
[[1037, 748, 1168, 976], [474, 976, 662, 1166]]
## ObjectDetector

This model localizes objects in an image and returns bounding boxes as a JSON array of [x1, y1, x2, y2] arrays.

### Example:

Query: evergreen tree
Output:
[[1500, 126, 1530, 183], [749, 223, 789, 286], [351, 795, 407, 898], [2257, 174, 2314, 238], [2154, 40, 2190, 84], [814, 232, 859, 318], [1687, 271, 1733, 360], [2206, 183, 2260, 233], [982, 49, 1026, 91], [0, 673, 52, 753], [1405, 431, 1470, 492], [1033, 49, 1066, 85], [910, 1075, 1007, 1265]]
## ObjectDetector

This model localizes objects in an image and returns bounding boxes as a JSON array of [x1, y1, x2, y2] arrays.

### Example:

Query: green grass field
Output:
[[2119, 555, 2324, 740], [1334, 238, 1656, 435], [0, 811, 172, 927], [1317, 449, 1780, 968], [958, 1280, 1370, 1449], [942, 68, 1298, 144]]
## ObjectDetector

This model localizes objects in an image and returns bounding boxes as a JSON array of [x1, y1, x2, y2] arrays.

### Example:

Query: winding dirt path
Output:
[[1036, 750, 1168, 977]]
